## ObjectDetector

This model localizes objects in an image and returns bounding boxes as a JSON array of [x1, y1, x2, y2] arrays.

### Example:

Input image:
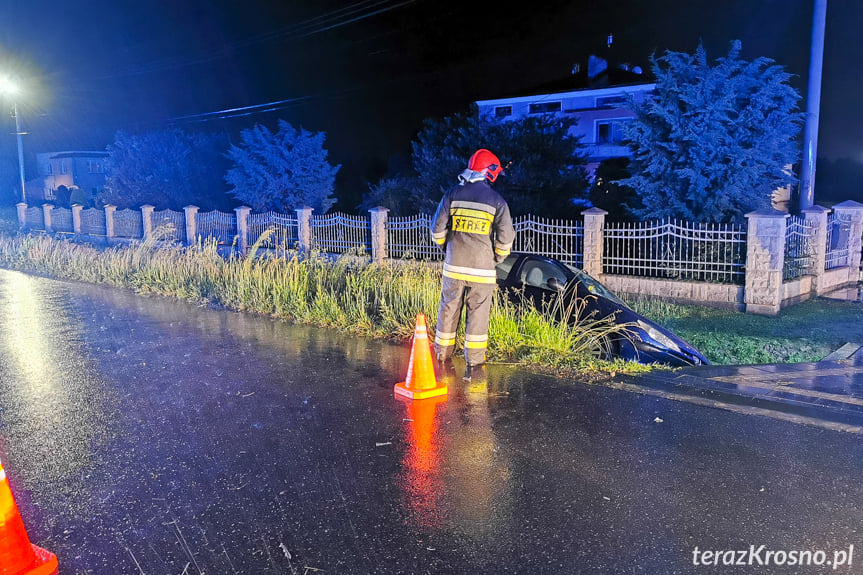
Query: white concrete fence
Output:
[[15, 200, 863, 315], [582, 203, 863, 314]]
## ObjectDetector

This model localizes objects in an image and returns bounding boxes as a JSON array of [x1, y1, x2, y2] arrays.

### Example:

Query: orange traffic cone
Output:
[[394, 314, 448, 400], [0, 460, 58, 575]]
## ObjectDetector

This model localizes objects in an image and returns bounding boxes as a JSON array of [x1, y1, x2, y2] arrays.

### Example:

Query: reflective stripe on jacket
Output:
[[431, 178, 515, 284]]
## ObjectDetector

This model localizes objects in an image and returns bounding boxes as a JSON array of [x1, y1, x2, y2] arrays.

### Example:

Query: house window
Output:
[[596, 95, 628, 108], [495, 106, 512, 118], [596, 120, 629, 144], [87, 161, 104, 173], [528, 101, 561, 114], [60, 161, 68, 174], [45, 163, 53, 175]]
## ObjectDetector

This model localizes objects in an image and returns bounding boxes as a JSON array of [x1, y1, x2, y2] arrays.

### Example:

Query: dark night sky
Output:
[[0, 0, 860, 208]]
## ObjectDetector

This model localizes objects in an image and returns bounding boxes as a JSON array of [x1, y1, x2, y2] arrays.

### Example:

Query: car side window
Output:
[[520, 261, 567, 289]]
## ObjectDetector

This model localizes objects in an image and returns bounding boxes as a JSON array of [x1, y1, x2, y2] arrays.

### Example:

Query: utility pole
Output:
[[800, 0, 827, 210], [13, 102, 25, 204]]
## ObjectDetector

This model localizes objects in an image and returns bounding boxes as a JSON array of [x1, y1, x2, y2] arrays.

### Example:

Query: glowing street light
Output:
[[0, 77, 26, 204]]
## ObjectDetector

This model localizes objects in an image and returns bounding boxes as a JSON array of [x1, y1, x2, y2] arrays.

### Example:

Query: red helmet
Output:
[[468, 149, 504, 182]]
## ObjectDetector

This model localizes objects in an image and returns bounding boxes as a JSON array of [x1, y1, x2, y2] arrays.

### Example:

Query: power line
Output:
[[156, 52, 467, 130], [101, 0, 418, 80], [167, 96, 313, 124], [102, 0, 387, 78], [227, 0, 392, 49]]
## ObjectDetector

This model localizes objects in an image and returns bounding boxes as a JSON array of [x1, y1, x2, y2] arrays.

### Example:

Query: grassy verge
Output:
[[627, 295, 863, 364], [0, 232, 646, 374]]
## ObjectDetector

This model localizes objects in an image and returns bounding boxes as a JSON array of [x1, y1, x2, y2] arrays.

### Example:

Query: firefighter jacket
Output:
[[431, 170, 515, 284]]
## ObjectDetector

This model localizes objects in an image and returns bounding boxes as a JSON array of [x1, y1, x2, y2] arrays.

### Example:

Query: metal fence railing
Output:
[[114, 209, 143, 238], [387, 214, 443, 260], [22, 202, 863, 296], [311, 212, 371, 254], [80, 208, 107, 236], [513, 215, 584, 268], [153, 209, 185, 242], [248, 211, 299, 249], [783, 215, 817, 281], [603, 219, 747, 284], [197, 210, 237, 245], [825, 212, 850, 270]]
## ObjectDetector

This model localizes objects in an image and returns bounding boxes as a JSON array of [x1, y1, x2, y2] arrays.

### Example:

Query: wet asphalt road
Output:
[[1, 269, 863, 575]]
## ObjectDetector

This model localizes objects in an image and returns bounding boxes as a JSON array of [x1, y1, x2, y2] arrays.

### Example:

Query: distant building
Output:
[[476, 54, 654, 179], [26, 150, 108, 205]]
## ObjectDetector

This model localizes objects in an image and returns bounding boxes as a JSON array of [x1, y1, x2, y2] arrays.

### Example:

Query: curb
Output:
[[613, 354, 863, 431]]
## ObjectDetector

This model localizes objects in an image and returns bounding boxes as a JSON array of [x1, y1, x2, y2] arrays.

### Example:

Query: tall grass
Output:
[[0, 232, 642, 370], [624, 294, 853, 364], [491, 286, 637, 369]]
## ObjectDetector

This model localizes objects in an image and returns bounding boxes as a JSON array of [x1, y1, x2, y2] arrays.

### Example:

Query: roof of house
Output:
[[478, 55, 653, 103], [49, 151, 109, 159]]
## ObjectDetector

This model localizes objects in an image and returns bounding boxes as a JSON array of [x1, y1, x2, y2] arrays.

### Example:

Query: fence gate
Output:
[[783, 215, 817, 280], [825, 212, 850, 270]]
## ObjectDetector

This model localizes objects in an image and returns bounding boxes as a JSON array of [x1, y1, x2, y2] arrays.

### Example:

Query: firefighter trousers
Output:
[[434, 276, 495, 366]]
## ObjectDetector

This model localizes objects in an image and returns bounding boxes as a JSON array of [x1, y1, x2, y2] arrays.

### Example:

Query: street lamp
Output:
[[0, 77, 26, 204]]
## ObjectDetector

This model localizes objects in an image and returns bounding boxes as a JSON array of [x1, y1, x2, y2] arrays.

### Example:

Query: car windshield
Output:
[[562, 264, 627, 306]]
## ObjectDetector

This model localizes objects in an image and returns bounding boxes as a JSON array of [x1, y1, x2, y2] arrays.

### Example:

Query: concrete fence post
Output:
[[802, 205, 829, 294], [832, 200, 863, 286], [42, 204, 54, 233], [581, 207, 607, 277], [140, 205, 155, 241], [183, 205, 199, 245], [295, 206, 314, 254], [71, 204, 84, 234], [104, 205, 116, 239], [744, 208, 789, 315], [369, 206, 389, 262], [16, 203, 26, 229], [234, 205, 251, 254]]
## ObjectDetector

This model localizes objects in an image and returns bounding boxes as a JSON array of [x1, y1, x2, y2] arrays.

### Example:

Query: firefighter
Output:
[[431, 148, 515, 379]]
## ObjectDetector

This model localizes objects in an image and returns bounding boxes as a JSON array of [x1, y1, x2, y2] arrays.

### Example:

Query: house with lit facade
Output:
[[475, 56, 654, 179], [26, 150, 108, 205]]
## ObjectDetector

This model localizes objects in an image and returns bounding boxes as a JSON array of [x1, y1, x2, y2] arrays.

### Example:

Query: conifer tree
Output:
[[225, 120, 340, 213], [621, 41, 802, 222], [101, 129, 231, 210]]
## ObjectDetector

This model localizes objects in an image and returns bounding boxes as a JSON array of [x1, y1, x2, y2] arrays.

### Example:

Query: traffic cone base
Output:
[[394, 380, 448, 400], [394, 314, 447, 401], [1, 461, 59, 575], [20, 545, 59, 575]]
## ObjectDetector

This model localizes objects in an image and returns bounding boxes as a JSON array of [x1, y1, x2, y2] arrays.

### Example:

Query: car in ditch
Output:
[[495, 253, 709, 366]]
